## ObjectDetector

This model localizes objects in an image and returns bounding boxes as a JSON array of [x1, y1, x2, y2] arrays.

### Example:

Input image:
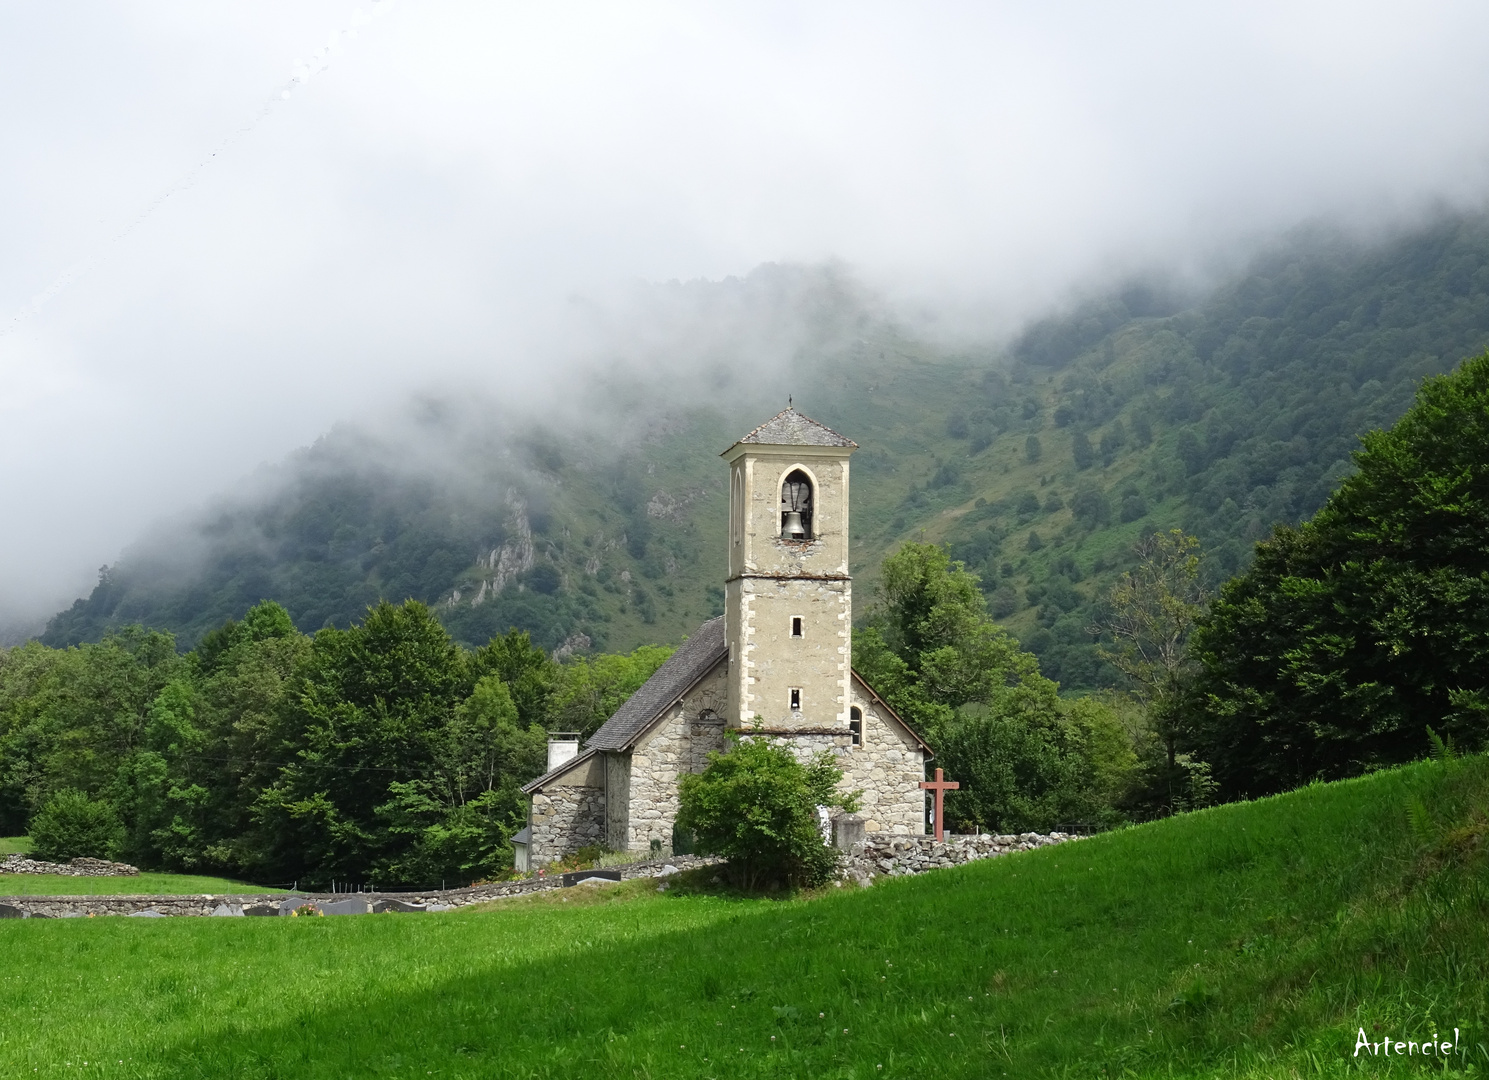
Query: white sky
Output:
[[4, 0, 1489, 627]]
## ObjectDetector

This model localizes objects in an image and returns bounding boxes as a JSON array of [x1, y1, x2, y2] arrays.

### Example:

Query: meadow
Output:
[[0, 873, 283, 896], [0, 758, 1485, 1079]]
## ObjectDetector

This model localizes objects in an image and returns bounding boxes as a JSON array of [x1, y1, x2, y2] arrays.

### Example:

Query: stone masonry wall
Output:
[[625, 666, 727, 853], [837, 691, 927, 836], [528, 784, 604, 867], [840, 832, 1077, 884]]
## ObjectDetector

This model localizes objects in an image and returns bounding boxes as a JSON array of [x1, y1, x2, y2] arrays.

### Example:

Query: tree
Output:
[[1071, 430, 1095, 470], [1189, 351, 1489, 798], [29, 789, 124, 861], [547, 645, 674, 739], [676, 731, 857, 890], [856, 542, 1119, 831], [1095, 531, 1205, 763], [252, 600, 475, 885], [1093, 531, 1213, 813]]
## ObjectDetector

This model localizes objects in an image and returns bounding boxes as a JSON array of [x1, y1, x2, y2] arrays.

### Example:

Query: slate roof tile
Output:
[[585, 616, 727, 752], [733, 407, 856, 448]]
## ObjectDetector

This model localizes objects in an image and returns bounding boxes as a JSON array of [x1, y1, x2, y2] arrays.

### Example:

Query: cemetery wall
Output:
[[839, 831, 1078, 884], [0, 856, 721, 918]]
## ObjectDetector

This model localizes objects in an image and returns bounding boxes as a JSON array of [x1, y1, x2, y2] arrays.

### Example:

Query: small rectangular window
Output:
[[790, 688, 801, 710], [791, 616, 803, 638], [849, 720, 862, 746]]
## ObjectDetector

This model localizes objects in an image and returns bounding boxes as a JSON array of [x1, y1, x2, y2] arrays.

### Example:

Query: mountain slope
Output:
[[41, 215, 1489, 692]]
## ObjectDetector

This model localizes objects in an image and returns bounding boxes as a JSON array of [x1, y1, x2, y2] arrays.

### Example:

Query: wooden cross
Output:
[[920, 767, 959, 841]]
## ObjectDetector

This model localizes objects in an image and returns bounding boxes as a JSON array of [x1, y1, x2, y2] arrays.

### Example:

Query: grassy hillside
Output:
[[2, 757, 1485, 1077], [40, 215, 1489, 691]]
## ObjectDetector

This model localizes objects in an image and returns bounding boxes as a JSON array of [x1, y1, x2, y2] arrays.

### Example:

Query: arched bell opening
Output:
[[780, 469, 814, 539]]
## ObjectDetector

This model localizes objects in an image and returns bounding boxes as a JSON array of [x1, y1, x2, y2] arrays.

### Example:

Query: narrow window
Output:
[[780, 470, 814, 539], [790, 688, 801, 711], [791, 616, 803, 638], [850, 706, 862, 746]]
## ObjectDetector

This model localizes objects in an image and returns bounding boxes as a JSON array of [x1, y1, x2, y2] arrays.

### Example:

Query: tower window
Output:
[[850, 706, 862, 746], [780, 470, 814, 539], [790, 688, 801, 711], [791, 616, 803, 638]]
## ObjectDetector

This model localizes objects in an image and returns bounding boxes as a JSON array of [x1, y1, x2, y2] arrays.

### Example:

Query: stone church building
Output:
[[514, 408, 931, 869]]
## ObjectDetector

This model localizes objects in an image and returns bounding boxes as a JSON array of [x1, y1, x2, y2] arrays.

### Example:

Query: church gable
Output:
[[587, 616, 726, 752]]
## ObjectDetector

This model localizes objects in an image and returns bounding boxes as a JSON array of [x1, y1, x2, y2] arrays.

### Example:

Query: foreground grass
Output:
[[1, 759, 1487, 1079], [0, 873, 285, 896]]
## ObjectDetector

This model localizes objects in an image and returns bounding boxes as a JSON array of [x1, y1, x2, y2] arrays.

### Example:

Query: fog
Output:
[[5, 0, 1489, 634]]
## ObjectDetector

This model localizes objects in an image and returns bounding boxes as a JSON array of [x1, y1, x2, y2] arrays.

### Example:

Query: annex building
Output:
[[514, 408, 931, 869]]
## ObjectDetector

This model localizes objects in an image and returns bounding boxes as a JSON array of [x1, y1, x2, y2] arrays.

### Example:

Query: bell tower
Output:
[[721, 408, 857, 735]]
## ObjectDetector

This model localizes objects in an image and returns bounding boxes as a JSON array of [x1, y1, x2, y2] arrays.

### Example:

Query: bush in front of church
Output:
[[676, 731, 859, 891]]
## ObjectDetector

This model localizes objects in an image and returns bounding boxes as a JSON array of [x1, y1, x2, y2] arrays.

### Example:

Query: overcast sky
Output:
[[4, 0, 1489, 628]]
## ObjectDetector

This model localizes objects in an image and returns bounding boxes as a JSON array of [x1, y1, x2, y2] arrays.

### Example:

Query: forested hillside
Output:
[[40, 215, 1489, 690]]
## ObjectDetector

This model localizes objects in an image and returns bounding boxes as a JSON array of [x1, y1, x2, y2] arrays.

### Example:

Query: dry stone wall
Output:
[[0, 855, 138, 876], [0, 856, 720, 918], [840, 832, 1078, 884]]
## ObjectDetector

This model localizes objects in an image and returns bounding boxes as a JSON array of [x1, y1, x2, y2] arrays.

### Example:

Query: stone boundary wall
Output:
[[0, 855, 721, 918], [840, 832, 1078, 883], [1, 855, 139, 876]]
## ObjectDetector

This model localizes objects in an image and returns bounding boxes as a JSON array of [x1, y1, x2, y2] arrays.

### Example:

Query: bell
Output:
[[781, 511, 806, 539]]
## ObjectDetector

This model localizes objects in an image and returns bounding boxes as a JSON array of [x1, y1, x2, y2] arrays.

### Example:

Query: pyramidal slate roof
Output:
[[733, 407, 856, 448], [585, 616, 727, 752]]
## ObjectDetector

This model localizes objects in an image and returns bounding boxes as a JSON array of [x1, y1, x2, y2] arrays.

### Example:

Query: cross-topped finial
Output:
[[788, 395, 793, 408]]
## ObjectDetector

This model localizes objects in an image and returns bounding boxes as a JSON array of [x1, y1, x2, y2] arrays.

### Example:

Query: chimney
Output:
[[546, 733, 581, 773]]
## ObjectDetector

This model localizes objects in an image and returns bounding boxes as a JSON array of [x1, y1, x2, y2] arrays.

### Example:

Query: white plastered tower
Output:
[[721, 408, 857, 738]]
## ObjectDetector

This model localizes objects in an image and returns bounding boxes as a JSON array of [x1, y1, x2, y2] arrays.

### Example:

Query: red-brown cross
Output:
[[920, 767, 960, 841]]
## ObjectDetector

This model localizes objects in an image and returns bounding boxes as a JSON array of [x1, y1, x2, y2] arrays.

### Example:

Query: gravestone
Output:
[[832, 813, 865, 852], [0, 903, 25, 919], [211, 904, 244, 917], [320, 897, 373, 916], [562, 869, 621, 887], [242, 902, 278, 916], [127, 909, 164, 918], [372, 898, 427, 914]]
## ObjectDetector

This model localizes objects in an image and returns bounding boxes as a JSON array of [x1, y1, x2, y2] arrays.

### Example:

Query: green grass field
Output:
[[1, 758, 1486, 1079], [0, 873, 285, 896], [0, 836, 32, 855]]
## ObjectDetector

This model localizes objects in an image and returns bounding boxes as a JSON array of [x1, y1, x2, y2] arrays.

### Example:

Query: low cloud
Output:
[[4, 1, 1489, 631]]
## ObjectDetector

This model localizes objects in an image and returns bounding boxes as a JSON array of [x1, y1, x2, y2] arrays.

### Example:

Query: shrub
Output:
[[29, 789, 125, 862], [676, 731, 858, 890]]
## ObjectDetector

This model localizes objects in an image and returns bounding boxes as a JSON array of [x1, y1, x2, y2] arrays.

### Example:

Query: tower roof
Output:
[[731, 407, 857, 450]]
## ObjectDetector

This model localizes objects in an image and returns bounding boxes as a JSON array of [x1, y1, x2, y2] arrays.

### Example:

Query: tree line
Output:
[[0, 604, 669, 888], [9, 349, 1489, 881]]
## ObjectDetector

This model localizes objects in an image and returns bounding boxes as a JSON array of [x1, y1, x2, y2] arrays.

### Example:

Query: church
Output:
[[514, 408, 932, 870]]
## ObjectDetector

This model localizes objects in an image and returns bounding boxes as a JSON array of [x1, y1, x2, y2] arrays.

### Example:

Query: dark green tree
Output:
[[252, 600, 475, 885], [1190, 351, 1489, 798], [855, 542, 1116, 831]]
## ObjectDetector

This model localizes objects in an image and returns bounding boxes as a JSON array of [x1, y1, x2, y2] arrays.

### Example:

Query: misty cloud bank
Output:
[[5, 1, 1489, 633]]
